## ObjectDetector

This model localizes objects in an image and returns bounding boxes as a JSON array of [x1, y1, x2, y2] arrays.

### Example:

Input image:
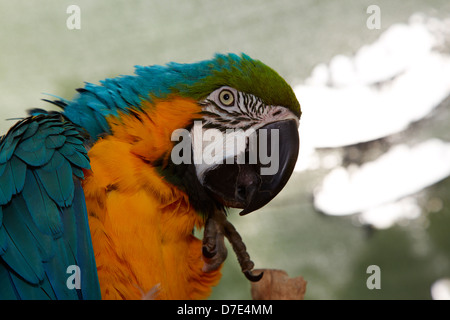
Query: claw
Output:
[[202, 245, 216, 259], [244, 270, 264, 282], [202, 211, 228, 272], [202, 208, 263, 282]]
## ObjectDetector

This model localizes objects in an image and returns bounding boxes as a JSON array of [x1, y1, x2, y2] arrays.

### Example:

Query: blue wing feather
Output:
[[36, 152, 74, 207], [0, 114, 101, 300], [20, 121, 39, 140], [45, 135, 66, 149], [2, 198, 46, 283], [10, 156, 26, 193], [22, 169, 63, 236]]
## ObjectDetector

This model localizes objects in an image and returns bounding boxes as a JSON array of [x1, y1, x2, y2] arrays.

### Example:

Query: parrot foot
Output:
[[202, 209, 263, 282]]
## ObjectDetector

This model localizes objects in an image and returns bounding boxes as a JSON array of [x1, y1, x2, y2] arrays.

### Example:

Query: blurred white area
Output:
[[294, 14, 450, 228], [295, 14, 450, 172], [431, 278, 450, 300], [359, 197, 421, 229], [297, 52, 450, 149], [314, 139, 450, 217]]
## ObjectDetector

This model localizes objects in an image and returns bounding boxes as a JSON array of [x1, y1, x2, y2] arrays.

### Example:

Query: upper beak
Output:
[[203, 119, 299, 215]]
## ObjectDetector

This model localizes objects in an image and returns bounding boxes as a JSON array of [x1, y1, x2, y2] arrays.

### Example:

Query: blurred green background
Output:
[[1, 0, 449, 300]]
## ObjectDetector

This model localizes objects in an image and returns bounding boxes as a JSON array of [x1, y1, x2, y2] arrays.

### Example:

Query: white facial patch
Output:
[[191, 121, 256, 182]]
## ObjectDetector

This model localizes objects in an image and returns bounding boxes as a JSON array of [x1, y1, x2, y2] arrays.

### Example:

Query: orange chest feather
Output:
[[82, 97, 221, 299]]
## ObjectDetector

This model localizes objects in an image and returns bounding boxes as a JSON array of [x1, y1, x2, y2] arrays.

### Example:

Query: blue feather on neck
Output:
[[62, 58, 218, 141]]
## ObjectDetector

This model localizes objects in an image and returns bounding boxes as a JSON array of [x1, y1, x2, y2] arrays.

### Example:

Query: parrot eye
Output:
[[218, 89, 235, 106]]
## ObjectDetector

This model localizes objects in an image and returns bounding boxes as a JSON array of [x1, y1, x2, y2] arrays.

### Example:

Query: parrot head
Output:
[[160, 53, 301, 216]]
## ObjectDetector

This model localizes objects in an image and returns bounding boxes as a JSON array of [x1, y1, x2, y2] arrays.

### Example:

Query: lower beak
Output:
[[203, 119, 299, 215]]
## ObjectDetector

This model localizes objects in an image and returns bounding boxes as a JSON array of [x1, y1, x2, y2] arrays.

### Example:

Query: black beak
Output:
[[203, 119, 299, 214]]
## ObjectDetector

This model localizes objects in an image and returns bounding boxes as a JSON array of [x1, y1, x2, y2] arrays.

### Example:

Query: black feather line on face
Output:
[[200, 110, 221, 118], [236, 92, 251, 117], [203, 122, 227, 130]]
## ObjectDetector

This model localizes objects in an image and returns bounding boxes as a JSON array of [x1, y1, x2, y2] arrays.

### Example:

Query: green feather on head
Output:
[[175, 53, 301, 118]]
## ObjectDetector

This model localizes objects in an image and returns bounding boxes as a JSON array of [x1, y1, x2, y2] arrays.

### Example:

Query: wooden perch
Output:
[[250, 269, 307, 300]]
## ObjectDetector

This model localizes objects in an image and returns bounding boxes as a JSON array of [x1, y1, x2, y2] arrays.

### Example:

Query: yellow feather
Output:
[[83, 97, 221, 299]]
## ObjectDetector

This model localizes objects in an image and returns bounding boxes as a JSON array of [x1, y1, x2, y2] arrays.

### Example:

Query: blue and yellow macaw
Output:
[[0, 53, 300, 300]]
